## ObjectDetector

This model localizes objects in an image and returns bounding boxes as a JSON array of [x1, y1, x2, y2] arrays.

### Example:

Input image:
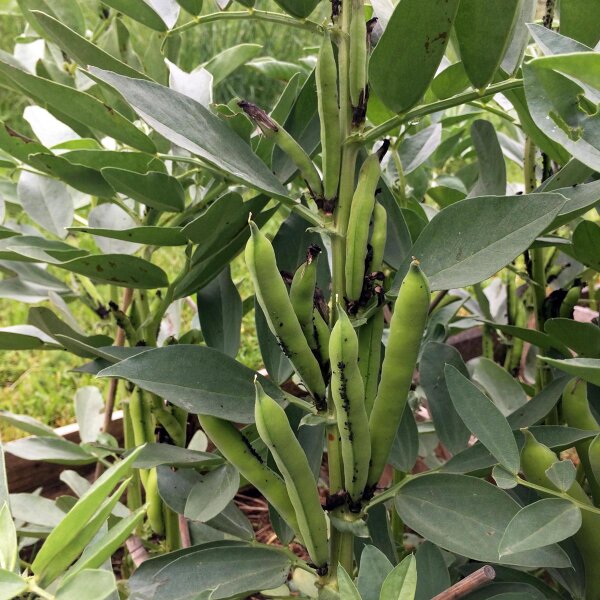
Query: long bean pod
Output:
[[366, 261, 429, 492], [290, 245, 321, 352], [349, 0, 367, 108], [254, 382, 329, 568], [329, 306, 371, 506], [316, 32, 341, 202], [198, 414, 300, 536], [345, 153, 381, 301], [245, 221, 327, 409]]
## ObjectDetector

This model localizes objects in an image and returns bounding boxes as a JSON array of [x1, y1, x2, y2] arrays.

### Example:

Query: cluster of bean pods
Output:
[[206, 3, 431, 578]]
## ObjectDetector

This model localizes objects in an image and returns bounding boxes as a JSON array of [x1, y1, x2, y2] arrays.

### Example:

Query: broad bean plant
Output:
[[0, 0, 600, 598]]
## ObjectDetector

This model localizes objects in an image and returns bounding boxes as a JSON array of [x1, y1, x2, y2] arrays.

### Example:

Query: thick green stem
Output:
[[524, 138, 552, 395], [168, 9, 323, 37]]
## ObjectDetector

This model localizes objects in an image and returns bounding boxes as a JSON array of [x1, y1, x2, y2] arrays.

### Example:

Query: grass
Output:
[[0, 1, 312, 439]]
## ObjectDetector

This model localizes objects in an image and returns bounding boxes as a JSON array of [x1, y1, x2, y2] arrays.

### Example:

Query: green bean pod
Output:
[[329, 306, 371, 505], [316, 32, 341, 201], [313, 307, 331, 369], [349, 0, 367, 108], [345, 153, 381, 301], [198, 414, 300, 537], [290, 245, 321, 352], [238, 100, 323, 198], [245, 221, 327, 408], [366, 261, 429, 492], [368, 201, 387, 274], [145, 468, 165, 536], [520, 429, 600, 598], [254, 382, 329, 567], [562, 378, 600, 504], [560, 284, 582, 318], [358, 310, 384, 416]]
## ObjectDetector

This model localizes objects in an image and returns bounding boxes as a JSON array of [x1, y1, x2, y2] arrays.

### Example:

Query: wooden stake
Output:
[[431, 565, 496, 600]]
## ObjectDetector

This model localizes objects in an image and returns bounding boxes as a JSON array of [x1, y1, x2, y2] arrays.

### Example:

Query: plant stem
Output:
[[360, 79, 523, 143], [28, 582, 54, 600], [516, 476, 600, 516], [168, 10, 324, 38]]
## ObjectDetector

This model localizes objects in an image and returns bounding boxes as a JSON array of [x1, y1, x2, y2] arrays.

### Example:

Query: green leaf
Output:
[[131, 443, 223, 469], [539, 357, 600, 386], [129, 545, 291, 600], [69, 225, 187, 247], [482, 321, 570, 355], [545, 460, 577, 492], [454, 0, 521, 89], [30, 11, 147, 79], [0, 53, 155, 153], [55, 569, 117, 600], [560, 0, 600, 47], [101, 168, 185, 212], [499, 499, 582, 557], [525, 54, 600, 172], [28, 306, 113, 357], [89, 68, 289, 200], [445, 365, 520, 474], [492, 465, 518, 489], [255, 299, 293, 386], [469, 119, 506, 197], [399, 193, 565, 291], [185, 464, 239, 522], [471, 357, 528, 416], [4, 437, 95, 465], [0, 569, 27, 600], [196, 266, 242, 358], [31, 446, 142, 578], [17, 171, 72, 239], [97, 0, 166, 30], [57, 254, 168, 289], [395, 473, 570, 567], [414, 542, 449, 600], [271, 0, 319, 18], [175, 205, 277, 299], [357, 546, 393, 600], [398, 124, 441, 175], [66, 508, 145, 578], [0, 326, 58, 350], [546, 179, 600, 229], [389, 403, 419, 473], [204, 44, 263, 86], [369, 0, 460, 113], [0, 410, 58, 437], [338, 565, 362, 600], [572, 220, 600, 271], [419, 342, 470, 454], [379, 554, 417, 600], [27, 153, 115, 198], [544, 318, 600, 358], [501, 0, 536, 74], [176, 0, 203, 15], [0, 504, 17, 571], [507, 377, 568, 429], [98, 345, 281, 423], [74, 386, 104, 444]]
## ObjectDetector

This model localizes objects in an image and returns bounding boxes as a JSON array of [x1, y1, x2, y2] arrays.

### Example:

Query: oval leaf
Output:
[[369, 0, 460, 113], [499, 499, 582, 557], [445, 365, 520, 474], [98, 345, 281, 423]]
